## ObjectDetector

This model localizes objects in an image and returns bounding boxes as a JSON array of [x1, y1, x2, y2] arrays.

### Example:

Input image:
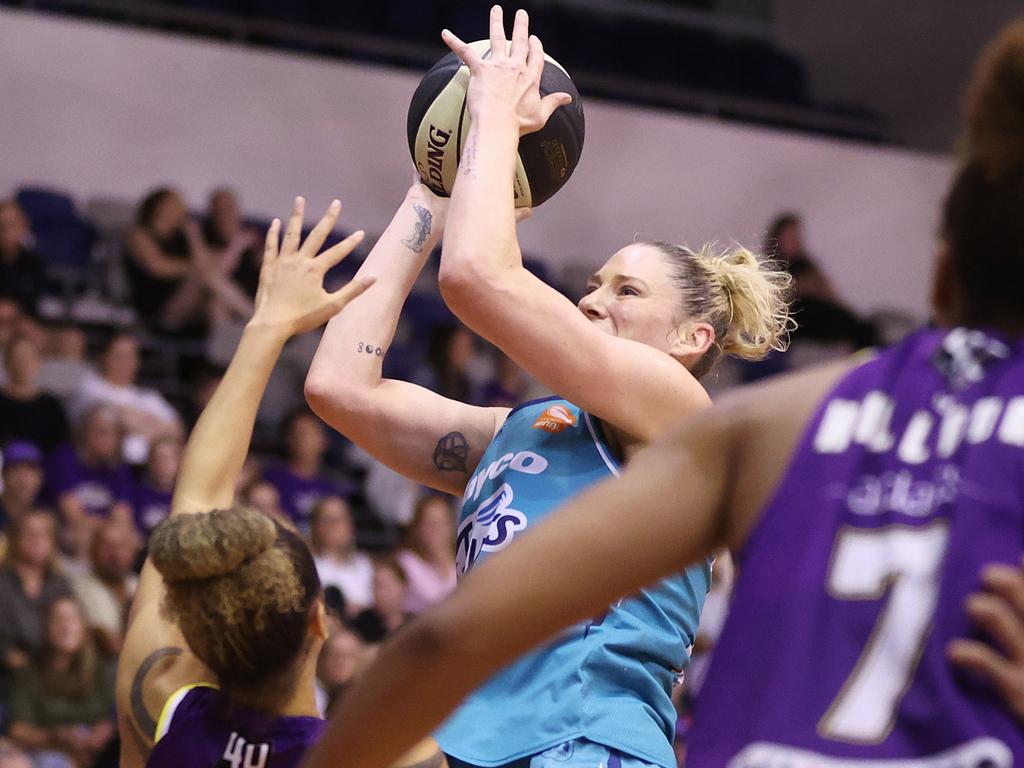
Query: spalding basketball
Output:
[[408, 41, 585, 208]]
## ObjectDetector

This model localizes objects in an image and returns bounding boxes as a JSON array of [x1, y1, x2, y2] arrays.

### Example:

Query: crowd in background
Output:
[[0, 183, 889, 768]]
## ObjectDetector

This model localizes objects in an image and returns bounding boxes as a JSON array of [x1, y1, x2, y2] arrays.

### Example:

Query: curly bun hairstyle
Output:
[[148, 506, 321, 693], [942, 19, 1024, 330], [644, 241, 793, 379]]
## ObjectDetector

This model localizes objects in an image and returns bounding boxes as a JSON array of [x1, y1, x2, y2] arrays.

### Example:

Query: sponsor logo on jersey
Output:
[[463, 450, 549, 503], [533, 404, 578, 433], [456, 483, 528, 574]]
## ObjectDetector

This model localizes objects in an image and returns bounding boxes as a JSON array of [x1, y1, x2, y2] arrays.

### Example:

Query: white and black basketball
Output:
[[408, 40, 585, 208]]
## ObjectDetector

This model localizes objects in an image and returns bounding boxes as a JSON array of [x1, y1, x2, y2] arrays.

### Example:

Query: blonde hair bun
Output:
[[692, 244, 793, 361]]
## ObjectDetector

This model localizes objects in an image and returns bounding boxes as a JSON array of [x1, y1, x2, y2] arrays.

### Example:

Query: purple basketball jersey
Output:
[[147, 685, 325, 768], [688, 328, 1024, 767]]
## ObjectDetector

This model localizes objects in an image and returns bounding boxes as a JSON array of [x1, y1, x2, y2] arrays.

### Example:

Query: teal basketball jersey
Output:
[[436, 398, 711, 768]]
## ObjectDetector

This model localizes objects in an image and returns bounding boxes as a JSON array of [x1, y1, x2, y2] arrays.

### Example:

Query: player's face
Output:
[[578, 244, 684, 354]]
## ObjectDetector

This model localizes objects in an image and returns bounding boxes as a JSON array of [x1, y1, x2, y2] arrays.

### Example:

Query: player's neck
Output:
[[276, 654, 321, 718]]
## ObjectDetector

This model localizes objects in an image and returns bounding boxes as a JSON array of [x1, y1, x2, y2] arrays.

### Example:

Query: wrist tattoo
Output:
[[357, 341, 384, 357], [401, 204, 433, 253], [461, 133, 480, 179], [433, 431, 470, 474]]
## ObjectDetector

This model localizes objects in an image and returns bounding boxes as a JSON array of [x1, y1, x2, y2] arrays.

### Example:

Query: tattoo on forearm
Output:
[[357, 341, 384, 357], [401, 204, 433, 253], [460, 132, 480, 179], [433, 431, 470, 474], [130, 646, 183, 750]]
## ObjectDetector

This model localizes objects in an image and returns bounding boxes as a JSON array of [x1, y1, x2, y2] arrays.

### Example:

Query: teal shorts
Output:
[[446, 739, 660, 768]]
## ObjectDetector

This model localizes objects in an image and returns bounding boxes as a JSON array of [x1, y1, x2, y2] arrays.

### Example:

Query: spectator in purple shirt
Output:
[[262, 408, 351, 530], [45, 404, 134, 558], [0, 442, 45, 533], [131, 435, 180, 539]]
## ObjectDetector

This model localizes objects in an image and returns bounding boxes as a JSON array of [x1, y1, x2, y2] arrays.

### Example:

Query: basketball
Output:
[[407, 40, 585, 208]]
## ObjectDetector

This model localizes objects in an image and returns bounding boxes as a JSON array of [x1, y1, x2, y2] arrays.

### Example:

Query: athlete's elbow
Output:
[[304, 369, 368, 426]]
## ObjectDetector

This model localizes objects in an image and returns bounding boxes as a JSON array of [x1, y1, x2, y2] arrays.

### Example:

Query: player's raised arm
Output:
[[117, 198, 370, 767], [305, 182, 509, 497], [437, 9, 712, 442]]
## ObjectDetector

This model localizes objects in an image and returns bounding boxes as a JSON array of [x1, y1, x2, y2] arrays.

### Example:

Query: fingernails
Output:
[[441, 28, 451, 38], [271, 218, 280, 229], [329, 199, 341, 213], [492, 5, 500, 13], [981, 564, 1014, 583], [294, 196, 304, 208]]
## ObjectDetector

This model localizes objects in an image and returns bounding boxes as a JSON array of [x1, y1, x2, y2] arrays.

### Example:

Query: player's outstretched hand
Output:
[[948, 559, 1024, 721], [441, 6, 571, 136], [251, 197, 374, 337]]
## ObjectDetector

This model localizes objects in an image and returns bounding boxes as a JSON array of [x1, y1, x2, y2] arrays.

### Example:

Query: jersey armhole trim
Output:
[[584, 412, 621, 477], [154, 681, 218, 743]]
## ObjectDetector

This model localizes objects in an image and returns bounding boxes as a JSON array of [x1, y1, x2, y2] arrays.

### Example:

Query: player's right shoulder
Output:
[[117, 645, 212, 766]]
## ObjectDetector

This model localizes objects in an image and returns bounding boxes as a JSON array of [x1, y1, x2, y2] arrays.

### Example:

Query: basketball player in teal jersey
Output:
[[305, 7, 790, 768], [309, 17, 1024, 768]]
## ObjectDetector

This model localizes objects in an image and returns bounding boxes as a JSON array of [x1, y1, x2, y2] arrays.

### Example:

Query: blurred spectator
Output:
[[124, 188, 208, 334], [310, 496, 373, 615], [0, 336, 70, 451], [0, 738, 33, 768], [0, 201, 46, 319], [45, 404, 134, 557], [130, 435, 179, 539], [0, 299, 19, 353], [181, 363, 224, 430], [684, 550, 734, 699], [37, 325, 89, 402], [315, 624, 366, 717], [0, 443, 45, 532], [413, 324, 484, 403], [352, 556, 411, 644], [766, 213, 878, 349], [68, 521, 138, 656], [263, 409, 352, 529], [0, 511, 72, 685], [201, 187, 260, 324], [71, 331, 182, 464], [7, 596, 116, 768], [397, 495, 456, 614], [358, 449, 420, 527], [480, 351, 530, 408], [239, 477, 287, 524]]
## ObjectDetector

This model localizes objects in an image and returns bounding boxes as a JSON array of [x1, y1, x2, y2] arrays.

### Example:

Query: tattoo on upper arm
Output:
[[433, 432, 470, 474], [401, 204, 433, 254], [129, 646, 183, 751], [357, 341, 384, 357]]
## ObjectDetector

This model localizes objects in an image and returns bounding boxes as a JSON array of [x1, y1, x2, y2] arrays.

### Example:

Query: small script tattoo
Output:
[[433, 431, 470, 474], [357, 341, 384, 357], [401, 203, 433, 253], [460, 132, 480, 179]]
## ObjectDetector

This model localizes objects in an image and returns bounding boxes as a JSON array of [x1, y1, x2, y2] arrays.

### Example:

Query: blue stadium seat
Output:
[[16, 186, 96, 270]]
